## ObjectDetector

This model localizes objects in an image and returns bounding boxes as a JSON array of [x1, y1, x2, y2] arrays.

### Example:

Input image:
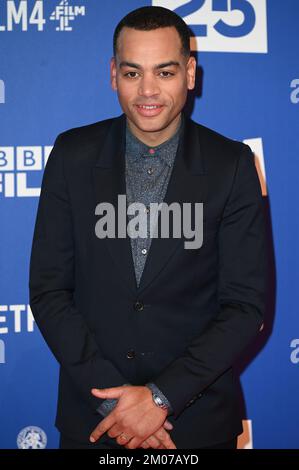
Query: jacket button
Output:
[[126, 349, 136, 359], [134, 301, 144, 311]]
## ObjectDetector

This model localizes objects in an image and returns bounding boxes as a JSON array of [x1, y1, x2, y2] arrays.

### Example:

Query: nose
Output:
[[138, 73, 160, 98]]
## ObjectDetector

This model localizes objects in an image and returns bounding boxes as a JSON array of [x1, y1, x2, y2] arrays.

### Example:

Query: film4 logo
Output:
[[153, 0, 268, 53], [0, 0, 85, 32]]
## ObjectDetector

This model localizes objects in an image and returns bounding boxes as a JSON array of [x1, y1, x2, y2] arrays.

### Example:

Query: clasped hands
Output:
[[90, 385, 177, 449]]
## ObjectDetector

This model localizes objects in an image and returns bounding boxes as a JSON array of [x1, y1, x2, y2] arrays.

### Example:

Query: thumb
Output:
[[163, 419, 173, 430], [91, 386, 124, 399]]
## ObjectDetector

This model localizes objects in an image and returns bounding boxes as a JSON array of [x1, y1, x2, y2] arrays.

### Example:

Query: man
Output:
[[29, 6, 267, 450]]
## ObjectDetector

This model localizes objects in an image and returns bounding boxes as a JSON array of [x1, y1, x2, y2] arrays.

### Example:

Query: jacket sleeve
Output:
[[29, 133, 128, 413], [152, 144, 267, 419]]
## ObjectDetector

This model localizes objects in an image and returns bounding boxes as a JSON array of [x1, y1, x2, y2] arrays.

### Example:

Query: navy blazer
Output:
[[29, 112, 267, 448]]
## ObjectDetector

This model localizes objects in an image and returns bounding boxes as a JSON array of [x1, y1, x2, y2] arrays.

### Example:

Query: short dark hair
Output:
[[113, 6, 191, 59]]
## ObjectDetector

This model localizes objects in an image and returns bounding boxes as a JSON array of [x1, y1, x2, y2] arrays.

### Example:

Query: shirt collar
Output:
[[125, 112, 184, 167]]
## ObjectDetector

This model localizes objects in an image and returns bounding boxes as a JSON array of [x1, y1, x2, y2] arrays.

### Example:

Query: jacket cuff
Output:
[[96, 383, 130, 417]]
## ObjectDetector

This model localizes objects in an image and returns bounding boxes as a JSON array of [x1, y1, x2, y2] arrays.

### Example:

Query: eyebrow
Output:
[[119, 61, 181, 70]]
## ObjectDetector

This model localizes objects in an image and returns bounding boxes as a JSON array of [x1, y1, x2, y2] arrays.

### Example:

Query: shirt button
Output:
[[144, 206, 150, 214], [147, 167, 153, 175], [134, 301, 144, 311], [141, 248, 147, 255], [126, 349, 136, 359]]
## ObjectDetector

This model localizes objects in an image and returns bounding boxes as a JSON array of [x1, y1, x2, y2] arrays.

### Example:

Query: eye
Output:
[[124, 72, 139, 79], [159, 71, 174, 78]]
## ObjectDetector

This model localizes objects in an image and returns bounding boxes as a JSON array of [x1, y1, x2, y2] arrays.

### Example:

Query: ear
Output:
[[110, 56, 117, 91], [186, 55, 196, 91]]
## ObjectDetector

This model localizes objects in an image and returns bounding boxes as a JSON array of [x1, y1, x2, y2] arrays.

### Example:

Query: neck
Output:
[[126, 113, 182, 147]]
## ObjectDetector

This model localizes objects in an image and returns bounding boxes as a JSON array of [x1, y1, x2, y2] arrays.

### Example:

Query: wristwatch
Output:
[[151, 392, 169, 411], [145, 382, 172, 414]]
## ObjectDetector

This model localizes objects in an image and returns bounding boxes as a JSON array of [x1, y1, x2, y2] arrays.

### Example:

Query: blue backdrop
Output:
[[1, 0, 298, 449]]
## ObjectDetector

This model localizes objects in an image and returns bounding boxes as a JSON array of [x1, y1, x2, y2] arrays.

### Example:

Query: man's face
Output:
[[110, 26, 196, 136]]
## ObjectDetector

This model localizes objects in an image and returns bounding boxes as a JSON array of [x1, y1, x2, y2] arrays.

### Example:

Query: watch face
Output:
[[153, 394, 167, 409]]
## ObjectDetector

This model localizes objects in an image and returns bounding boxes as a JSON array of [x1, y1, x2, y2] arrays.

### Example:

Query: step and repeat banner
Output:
[[0, 0, 298, 449]]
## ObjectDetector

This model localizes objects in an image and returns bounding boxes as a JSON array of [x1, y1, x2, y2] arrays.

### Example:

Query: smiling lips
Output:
[[135, 104, 164, 117]]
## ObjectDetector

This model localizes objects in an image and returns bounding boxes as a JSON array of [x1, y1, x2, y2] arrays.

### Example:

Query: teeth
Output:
[[139, 105, 160, 109]]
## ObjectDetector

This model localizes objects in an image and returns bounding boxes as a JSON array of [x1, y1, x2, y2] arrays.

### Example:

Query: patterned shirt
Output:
[[96, 113, 185, 418], [125, 114, 184, 287]]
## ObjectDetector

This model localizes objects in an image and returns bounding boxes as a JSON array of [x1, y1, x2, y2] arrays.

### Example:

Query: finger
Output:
[[154, 428, 176, 450], [166, 438, 177, 449], [124, 435, 150, 450], [107, 424, 122, 438], [116, 432, 135, 446], [163, 419, 173, 430], [124, 424, 174, 450], [90, 414, 116, 442], [140, 435, 161, 449], [161, 434, 177, 450], [91, 386, 124, 399], [139, 431, 173, 450], [140, 439, 151, 449], [139, 437, 166, 449]]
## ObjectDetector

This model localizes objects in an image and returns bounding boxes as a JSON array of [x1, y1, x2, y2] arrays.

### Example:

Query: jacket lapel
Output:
[[92, 112, 207, 296]]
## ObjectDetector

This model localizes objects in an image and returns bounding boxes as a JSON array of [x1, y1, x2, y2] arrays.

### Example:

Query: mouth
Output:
[[135, 104, 164, 117]]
